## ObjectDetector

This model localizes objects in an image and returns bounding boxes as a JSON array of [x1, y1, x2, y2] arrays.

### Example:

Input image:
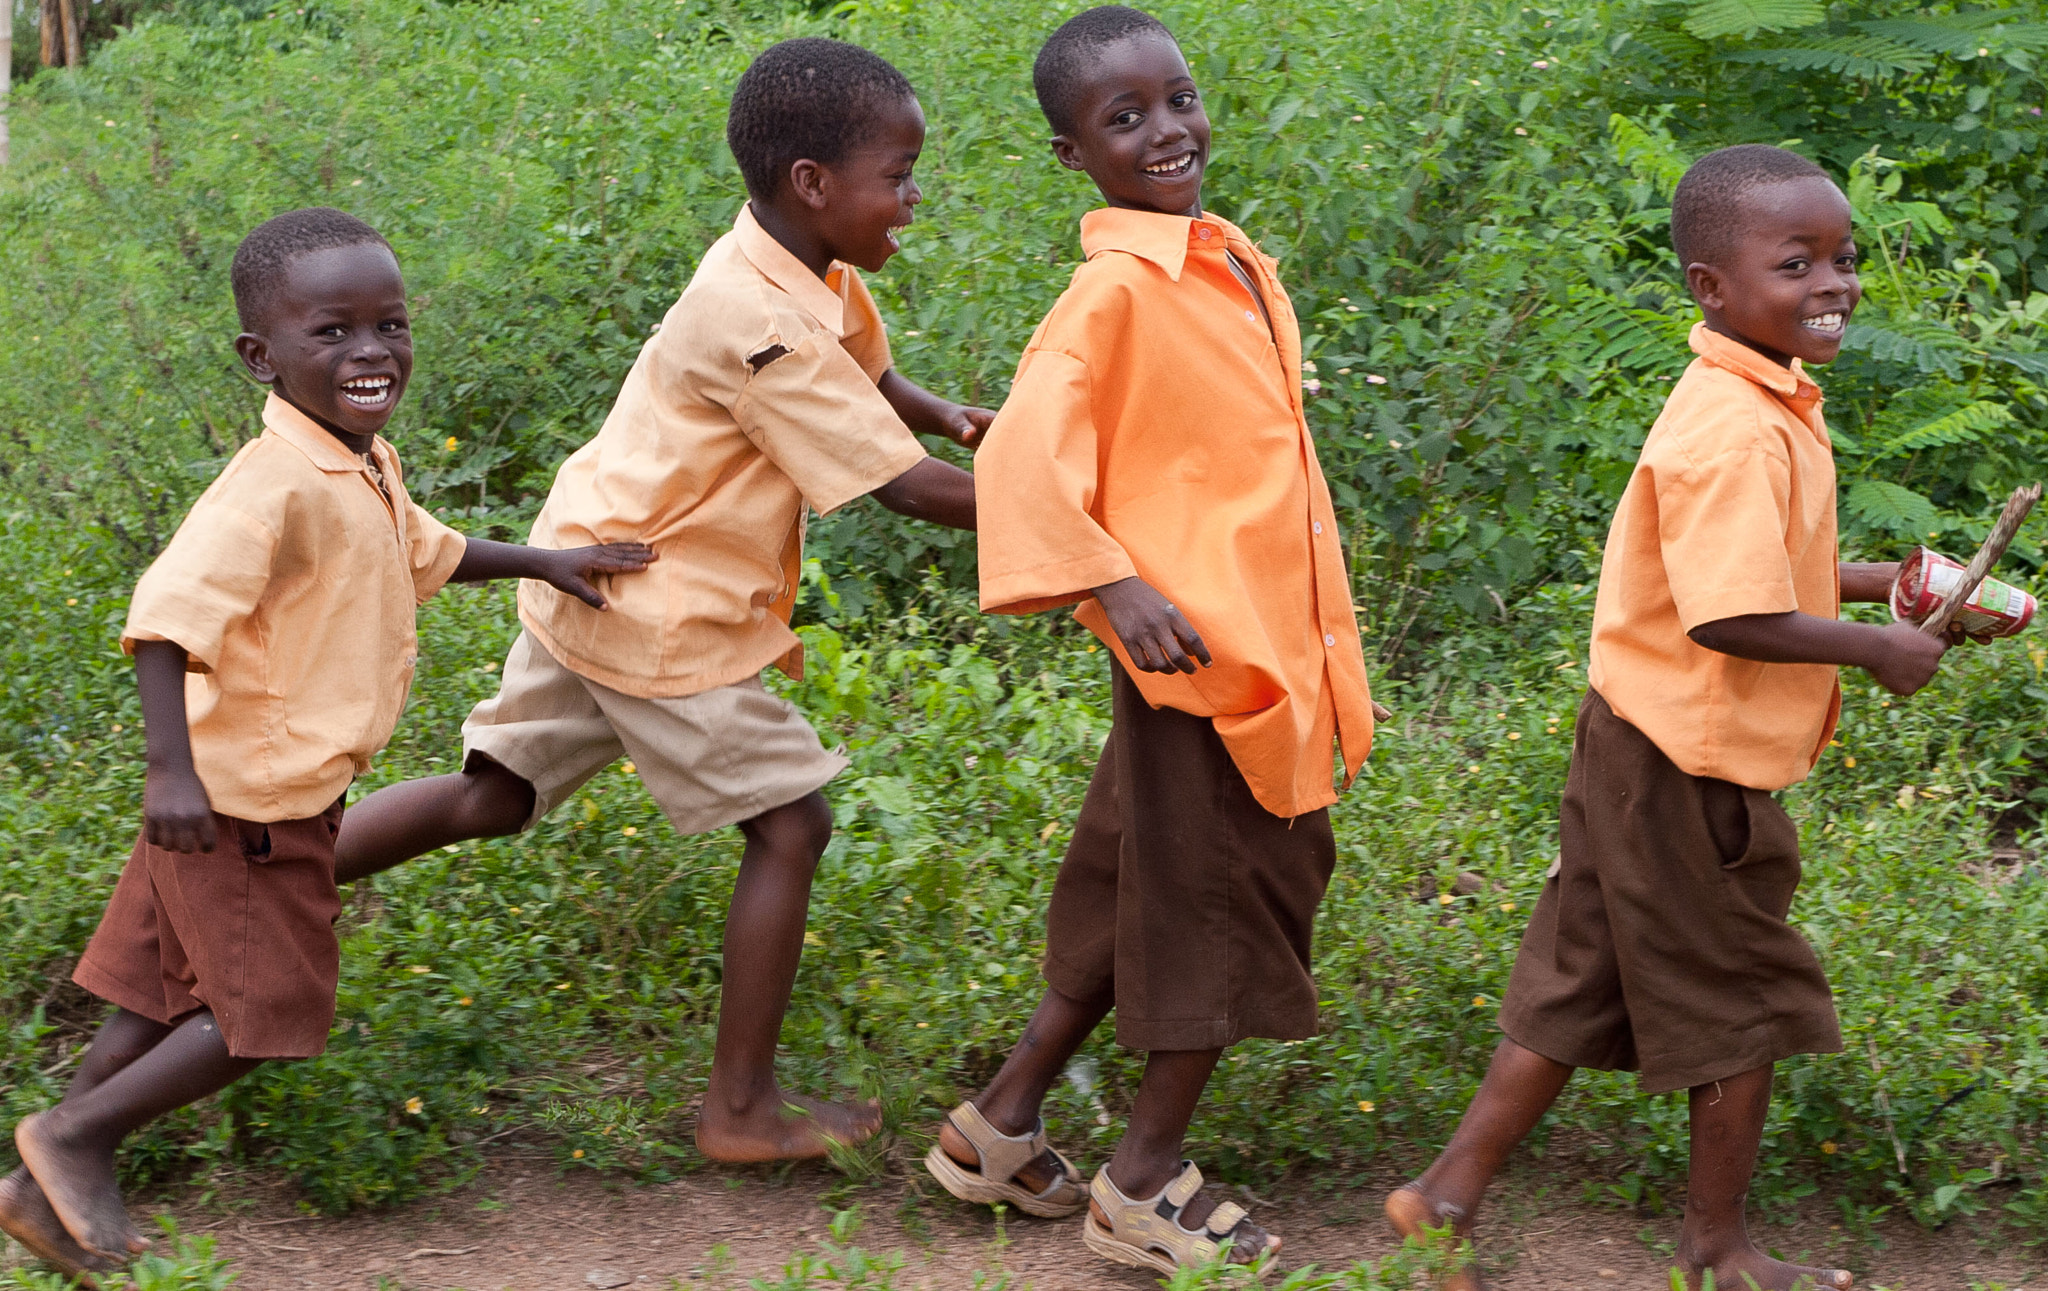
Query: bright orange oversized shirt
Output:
[[1588, 322, 1842, 791], [121, 394, 470, 821], [977, 208, 1375, 818], [519, 205, 928, 698]]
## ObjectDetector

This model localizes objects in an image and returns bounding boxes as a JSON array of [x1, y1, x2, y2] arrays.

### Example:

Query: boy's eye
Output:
[[1171, 91, 1197, 109], [1781, 258, 1810, 272], [1112, 109, 1143, 127]]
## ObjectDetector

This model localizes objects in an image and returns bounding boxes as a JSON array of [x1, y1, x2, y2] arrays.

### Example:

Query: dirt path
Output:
[[8, 1152, 2027, 1290]]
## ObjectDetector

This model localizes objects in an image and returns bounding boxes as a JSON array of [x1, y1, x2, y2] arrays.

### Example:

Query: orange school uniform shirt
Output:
[[977, 208, 1375, 818], [121, 393, 470, 821], [519, 205, 928, 697], [1587, 321, 1842, 792]]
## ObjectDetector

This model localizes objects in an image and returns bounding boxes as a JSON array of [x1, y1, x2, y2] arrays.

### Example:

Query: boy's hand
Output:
[[935, 403, 996, 450], [535, 543, 657, 610], [144, 766, 217, 854], [1093, 576, 1211, 674], [1863, 618, 1949, 696]]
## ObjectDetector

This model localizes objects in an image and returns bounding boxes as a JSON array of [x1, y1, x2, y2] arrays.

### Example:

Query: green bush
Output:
[[3, 0, 2048, 1257]]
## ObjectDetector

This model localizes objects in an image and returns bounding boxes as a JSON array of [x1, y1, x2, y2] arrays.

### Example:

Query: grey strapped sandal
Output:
[[922, 1100, 1088, 1219], [1081, 1159, 1279, 1274]]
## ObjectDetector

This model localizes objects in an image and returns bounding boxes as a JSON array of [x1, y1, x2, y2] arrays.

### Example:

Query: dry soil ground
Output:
[[6, 1148, 2040, 1290]]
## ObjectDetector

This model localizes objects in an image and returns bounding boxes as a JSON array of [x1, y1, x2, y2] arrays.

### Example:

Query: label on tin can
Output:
[[1890, 546, 2038, 638]]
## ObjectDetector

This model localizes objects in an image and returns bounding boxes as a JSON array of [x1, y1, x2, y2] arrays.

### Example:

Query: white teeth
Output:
[[340, 377, 394, 408], [1144, 154, 1194, 175], [1802, 313, 1845, 331]]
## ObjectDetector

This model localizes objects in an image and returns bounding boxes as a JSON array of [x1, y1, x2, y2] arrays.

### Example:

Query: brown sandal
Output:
[[1081, 1160, 1278, 1274]]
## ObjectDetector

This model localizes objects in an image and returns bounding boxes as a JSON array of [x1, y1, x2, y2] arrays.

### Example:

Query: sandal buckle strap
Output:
[[1203, 1200, 1248, 1237], [1162, 1160, 1204, 1210]]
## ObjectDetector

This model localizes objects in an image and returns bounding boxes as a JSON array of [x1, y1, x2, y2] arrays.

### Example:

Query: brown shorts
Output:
[[1499, 691, 1841, 1094], [72, 799, 346, 1060], [1044, 665, 1336, 1051]]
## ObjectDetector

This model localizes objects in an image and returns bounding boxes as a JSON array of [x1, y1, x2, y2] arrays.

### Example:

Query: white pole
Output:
[[2, 24, 12, 167]]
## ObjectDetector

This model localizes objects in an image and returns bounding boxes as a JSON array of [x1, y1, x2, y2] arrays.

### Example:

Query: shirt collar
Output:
[[1080, 208, 1243, 282], [1688, 321, 1822, 405], [732, 203, 851, 337], [263, 392, 380, 474]]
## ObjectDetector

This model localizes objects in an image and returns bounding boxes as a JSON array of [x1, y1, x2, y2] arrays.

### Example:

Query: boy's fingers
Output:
[[562, 576, 609, 610]]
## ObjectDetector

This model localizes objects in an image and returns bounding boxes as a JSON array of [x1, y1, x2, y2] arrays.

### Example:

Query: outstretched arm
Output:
[[1689, 611, 1945, 696], [871, 458, 976, 531], [449, 538, 656, 610], [135, 639, 216, 854], [878, 370, 996, 449]]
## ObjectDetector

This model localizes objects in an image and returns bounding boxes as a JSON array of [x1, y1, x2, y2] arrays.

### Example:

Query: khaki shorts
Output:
[[463, 631, 847, 836]]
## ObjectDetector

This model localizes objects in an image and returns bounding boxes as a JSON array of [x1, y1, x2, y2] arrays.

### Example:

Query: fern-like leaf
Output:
[[1683, 0, 1825, 42], [1719, 35, 1933, 78], [1608, 114, 1691, 197], [1842, 320, 1969, 379], [1993, 351, 2048, 381], [1625, 27, 1713, 66], [1858, 15, 2018, 57], [1845, 479, 1939, 535], [1872, 400, 2015, 460]]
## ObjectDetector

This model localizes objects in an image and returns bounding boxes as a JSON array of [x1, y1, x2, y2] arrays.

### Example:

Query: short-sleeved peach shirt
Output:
[[518, 205, 928, 698], [976, 207, 1375, 819], [122, 393, 470, 821], [1588, 322, 1842, 791]]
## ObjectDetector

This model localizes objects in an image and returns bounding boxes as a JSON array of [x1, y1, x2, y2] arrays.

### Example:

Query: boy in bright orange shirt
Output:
[[923, 6, 1374, 1274]]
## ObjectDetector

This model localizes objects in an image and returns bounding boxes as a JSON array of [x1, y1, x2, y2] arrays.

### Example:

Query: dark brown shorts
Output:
[[1498, 691, 1841, 1094], [1043, 665, 1336, 1051], [72, 799, 346, 1060]]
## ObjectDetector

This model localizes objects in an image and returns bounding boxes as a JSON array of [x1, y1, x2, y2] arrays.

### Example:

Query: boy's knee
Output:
[[745, 791, 833, 862], [458, 756, 536, 836]]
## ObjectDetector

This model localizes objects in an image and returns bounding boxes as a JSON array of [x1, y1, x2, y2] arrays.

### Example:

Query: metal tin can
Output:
[[1889, 545, 2037, 638]]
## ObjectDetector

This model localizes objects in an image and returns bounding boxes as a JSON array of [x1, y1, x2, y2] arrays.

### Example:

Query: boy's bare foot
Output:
[[938, 1115, 1070, 1195], [1677, 1243, 1853, 1291], [13, 1110, 149, 1261], [0, 1166, 116, 1284], [694, 1090, 882, 1163], [1386, 1184, 1483, 1291]]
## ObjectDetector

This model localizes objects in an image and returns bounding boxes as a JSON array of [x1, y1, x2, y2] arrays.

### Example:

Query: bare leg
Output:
[[936, 986, 1110, 1191], [15, 1010, 259, 1259], [1096, 1048, 1277, 1262], [1, 1009, 174, 1273], [694, 793, 879, 1162], [332, 758, 535, 885], [1386, 1037, 1574, 1290], [1676, 1065, 1851, 1290]]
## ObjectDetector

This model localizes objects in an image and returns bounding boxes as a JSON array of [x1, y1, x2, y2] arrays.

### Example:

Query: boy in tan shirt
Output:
[[1386, 147, 1948, 1290], [331, 39, 986, 1164], [0, 208, 649, 1279]]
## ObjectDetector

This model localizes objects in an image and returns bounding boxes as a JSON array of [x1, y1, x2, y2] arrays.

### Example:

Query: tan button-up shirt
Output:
[[977, 208, 1375, 818], [122, 394, 470, 821], [1589, 322, 1842, 790], [518, 205, 929, 697]]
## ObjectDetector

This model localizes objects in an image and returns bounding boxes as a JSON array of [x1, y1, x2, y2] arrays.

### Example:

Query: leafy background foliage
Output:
[[3, 0, 2048, 1266]]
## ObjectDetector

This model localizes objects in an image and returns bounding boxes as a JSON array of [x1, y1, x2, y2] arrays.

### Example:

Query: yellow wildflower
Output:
[[457, 996, 473, 1006], [622, 761, 637, 774], [1820, 1141, 1838, 1155], [409, 965, 431, 974], [622, 825, 637, 837], [572, 1149, 585, 1159], [444, 437, 459, 451], [1500, 902, 1516, 912], [1438, 893, 1455, 906], [1357, 1100, 1375, 1113], [1472, 995, 1488, 1007], [1844, 757, 1858, 768], [405, 1097, 423, 1115]]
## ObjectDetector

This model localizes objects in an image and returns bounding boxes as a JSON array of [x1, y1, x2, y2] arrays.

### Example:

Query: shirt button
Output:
[[1312, 521, 1324, 535], [1197, 227, 1212, 240], [1245, 310, 1258, 322], [1324, 634, 1336, 647]]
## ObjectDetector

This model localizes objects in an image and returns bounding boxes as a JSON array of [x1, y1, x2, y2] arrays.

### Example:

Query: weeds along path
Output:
[[19, 1152, 2030, 1290]]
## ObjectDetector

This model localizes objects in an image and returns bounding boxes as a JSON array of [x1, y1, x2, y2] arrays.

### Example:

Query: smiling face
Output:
[[812, 94, 927, 274], [234, 242, 413, 441], [1050, 31, 1210, 218], [1686, 175, 1862, 368]]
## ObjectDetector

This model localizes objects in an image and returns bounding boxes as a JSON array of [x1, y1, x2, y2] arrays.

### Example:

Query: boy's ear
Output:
[[786, 158, 831, 211], [233, 333, 279, 385], [1685, 263, 1726, 313], [1048, 135, 1088, 174]]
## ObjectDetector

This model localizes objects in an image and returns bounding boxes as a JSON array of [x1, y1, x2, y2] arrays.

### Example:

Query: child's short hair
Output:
[[231, 207, 391, 331], [1033, 5, 1174, 136], [1669, 144, 1832, 270], [725, 38, 916, 201]]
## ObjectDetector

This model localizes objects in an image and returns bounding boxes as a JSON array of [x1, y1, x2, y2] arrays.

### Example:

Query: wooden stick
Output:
[[1372, 699, 1392, 723], [1920, 483, 2043, 637]]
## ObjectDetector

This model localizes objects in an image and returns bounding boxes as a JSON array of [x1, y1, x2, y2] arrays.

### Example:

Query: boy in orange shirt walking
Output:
[[330, 40, 988, 1164], [1385, 146, 1948, 1290], [925, 7, 1375, 1273], [0, 208, 650, 1280]]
